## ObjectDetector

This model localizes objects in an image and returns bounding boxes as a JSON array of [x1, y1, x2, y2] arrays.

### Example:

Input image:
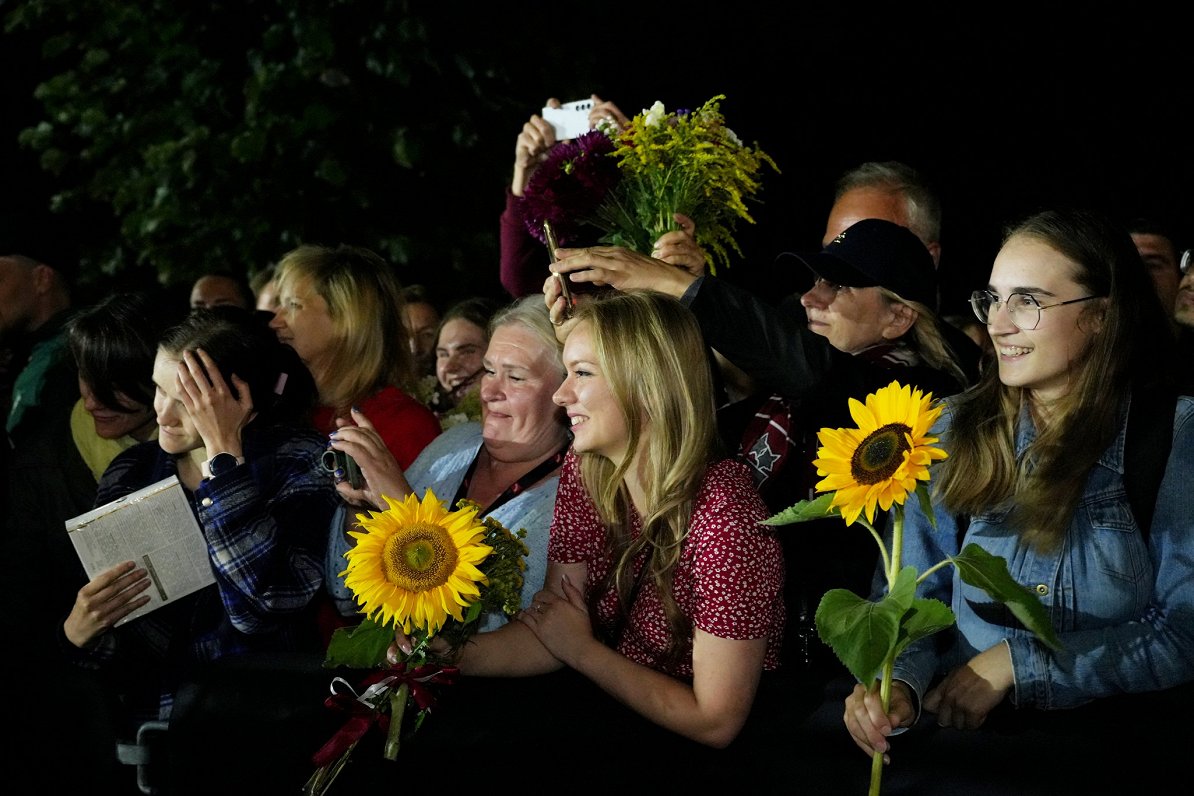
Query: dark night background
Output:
[[2, 3, 1189, 319]]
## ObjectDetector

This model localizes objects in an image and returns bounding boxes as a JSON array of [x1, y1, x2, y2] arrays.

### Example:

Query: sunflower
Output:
[[342, 489, 493, 636], [812, 381, 947, 525]]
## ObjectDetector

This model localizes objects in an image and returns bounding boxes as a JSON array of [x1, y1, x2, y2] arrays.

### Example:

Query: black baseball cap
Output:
[[777, 218, 937, 308]]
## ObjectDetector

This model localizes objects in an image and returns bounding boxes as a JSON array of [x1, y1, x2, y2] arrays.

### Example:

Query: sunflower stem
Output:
[[916, 558, 953, 585], [870, 506, 904, 796], [383, 682, 410, 761], [887, 506, 904, 588], [869, 653, 896, 796], [859, 517, 891, 579]]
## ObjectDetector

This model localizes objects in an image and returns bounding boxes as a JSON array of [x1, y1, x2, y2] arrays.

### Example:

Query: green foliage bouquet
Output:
[[764, 382, 1061, 796], [516, 95, 778, 275], [593, 95, 779, 274]]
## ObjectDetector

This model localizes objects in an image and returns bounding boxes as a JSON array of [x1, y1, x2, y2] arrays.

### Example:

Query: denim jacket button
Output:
[[1035, 584, 1049, 596], [201, 497, 213, 508]]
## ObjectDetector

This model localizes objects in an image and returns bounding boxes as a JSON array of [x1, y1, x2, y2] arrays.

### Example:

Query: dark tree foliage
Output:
[[3, 0, 604, 295]]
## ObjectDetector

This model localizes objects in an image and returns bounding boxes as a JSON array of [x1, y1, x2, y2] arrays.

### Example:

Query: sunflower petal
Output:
[[340, 487, 493, 637]]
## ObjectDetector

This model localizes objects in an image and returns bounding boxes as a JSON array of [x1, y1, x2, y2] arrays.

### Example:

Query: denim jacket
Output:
[[891, 393, 1194, 710]]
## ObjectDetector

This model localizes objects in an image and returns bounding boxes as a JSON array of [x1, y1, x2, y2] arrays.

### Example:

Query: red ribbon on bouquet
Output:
[[311, 663, 460, 767]]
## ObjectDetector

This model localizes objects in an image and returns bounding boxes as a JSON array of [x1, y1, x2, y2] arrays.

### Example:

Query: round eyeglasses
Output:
[[969, 290, 1103, 331], [1181, 249, 1192, 275]]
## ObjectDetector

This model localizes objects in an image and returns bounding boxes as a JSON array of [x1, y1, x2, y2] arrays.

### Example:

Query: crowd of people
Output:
[[2, 92, 1192, 795]]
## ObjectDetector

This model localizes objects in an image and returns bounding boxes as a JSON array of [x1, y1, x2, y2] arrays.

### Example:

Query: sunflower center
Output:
[[382, 521, 460, 593], [850, 423, 912, 485]]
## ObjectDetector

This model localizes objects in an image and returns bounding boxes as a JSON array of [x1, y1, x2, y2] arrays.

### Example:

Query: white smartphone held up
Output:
[[542, 98, 595, 141]]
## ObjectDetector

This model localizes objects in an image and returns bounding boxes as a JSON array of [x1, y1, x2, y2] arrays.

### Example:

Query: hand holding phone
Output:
[[542, 98, 595, 140], [543, 221, 574, 318]]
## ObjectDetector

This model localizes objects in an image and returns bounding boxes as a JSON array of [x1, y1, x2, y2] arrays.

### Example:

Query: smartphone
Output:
[[542, 98, 595, 140], [543, 221, 573, 317], [321, 448, 364, 489]]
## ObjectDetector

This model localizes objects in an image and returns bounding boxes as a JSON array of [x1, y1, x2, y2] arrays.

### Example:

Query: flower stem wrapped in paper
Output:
[[304, 490, 528, 795], [763, 382, 1062, 796]]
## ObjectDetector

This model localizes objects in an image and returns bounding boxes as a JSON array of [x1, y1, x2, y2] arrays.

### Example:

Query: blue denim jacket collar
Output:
[[1011, 393, 1131, 477]]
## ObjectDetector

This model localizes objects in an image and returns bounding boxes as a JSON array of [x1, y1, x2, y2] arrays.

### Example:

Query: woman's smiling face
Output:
[[552, 321, 629, 464], [478, 323, 566, 455], [985, 235, 1102, 406], [79, 377, 156, 441]]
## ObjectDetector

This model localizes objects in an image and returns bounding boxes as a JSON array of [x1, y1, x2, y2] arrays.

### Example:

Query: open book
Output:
[[66, 475, 215, 626]]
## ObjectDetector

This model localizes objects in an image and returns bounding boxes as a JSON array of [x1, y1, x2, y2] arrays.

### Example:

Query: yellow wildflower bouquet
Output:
[[592, 94, 778, 275], [304, 490, 528, 795], [764, 382, 1061, 796]]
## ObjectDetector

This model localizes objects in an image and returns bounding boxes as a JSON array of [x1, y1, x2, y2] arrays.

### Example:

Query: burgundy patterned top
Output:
[[548, 450, 785, 677]]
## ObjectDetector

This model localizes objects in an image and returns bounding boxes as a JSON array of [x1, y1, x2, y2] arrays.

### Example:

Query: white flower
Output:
[[440, 412, 471, 430], [724, 127, 743, 146], [642, 101, 666, 127]]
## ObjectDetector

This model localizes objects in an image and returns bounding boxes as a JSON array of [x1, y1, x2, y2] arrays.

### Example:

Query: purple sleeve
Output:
[[500, 188, 549, 299]]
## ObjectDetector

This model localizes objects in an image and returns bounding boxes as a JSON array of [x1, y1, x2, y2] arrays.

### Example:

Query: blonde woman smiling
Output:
[[370, 291, 784, 791]]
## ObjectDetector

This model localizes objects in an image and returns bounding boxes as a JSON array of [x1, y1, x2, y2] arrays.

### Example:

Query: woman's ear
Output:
[[881, 301, 918, 340], [1077, 298, 1108, 334]]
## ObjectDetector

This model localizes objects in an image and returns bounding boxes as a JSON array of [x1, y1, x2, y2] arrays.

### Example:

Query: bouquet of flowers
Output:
[[304, 489, 528, 796], [518, 95, 778, 275], [518, 128, 620, 247], [763, 381, 1061, 796]]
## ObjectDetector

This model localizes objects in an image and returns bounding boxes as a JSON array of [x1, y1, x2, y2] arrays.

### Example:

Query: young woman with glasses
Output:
[[835, 208, 1194, 795]]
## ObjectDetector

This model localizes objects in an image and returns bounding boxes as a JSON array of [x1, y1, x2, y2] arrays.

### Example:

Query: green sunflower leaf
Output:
[[915, 482, 937, 530], [761, 492, 837, 526], [893, 597, 955, 659], [815, 567, 918, 683], [323, 616, 394, 669], [952, 543, 1063, 651]]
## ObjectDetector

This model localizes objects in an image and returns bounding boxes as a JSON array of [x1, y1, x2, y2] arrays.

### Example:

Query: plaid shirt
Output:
[[69, 422, 337, 731]]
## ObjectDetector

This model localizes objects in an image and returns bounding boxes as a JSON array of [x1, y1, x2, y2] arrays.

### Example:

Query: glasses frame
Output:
[[808, 274, 850, 296], [1181, 249, 1192, 275], [969, 290, 1102, 331]]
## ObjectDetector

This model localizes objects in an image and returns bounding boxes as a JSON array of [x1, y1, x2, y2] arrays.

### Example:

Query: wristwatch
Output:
[[201, 452, 245, 480]]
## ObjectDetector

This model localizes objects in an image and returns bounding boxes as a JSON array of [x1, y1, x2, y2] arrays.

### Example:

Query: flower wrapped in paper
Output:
[[304, 489, 528, 795]]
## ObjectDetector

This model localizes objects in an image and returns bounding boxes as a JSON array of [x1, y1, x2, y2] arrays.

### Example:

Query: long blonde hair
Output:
[[274, 244, 415, 412], [875, 287, 969, 388], [571, 290, 719, 668], [935, 208, 1176, 549]]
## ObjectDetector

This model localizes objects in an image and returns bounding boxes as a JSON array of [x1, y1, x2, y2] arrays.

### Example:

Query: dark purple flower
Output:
[[517, 130, 619, 245]]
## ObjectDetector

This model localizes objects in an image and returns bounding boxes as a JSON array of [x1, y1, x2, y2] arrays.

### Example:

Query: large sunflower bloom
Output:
[[342, 489, 492, 636], [812, 381, 947, 526]]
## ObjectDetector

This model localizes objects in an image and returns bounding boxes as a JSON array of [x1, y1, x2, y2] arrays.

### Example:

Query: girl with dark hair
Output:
[[13, 290, 181, 652], [60, 306, 338, 762], [67, 291, 178, 479], [428, 295, 502, 425]]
